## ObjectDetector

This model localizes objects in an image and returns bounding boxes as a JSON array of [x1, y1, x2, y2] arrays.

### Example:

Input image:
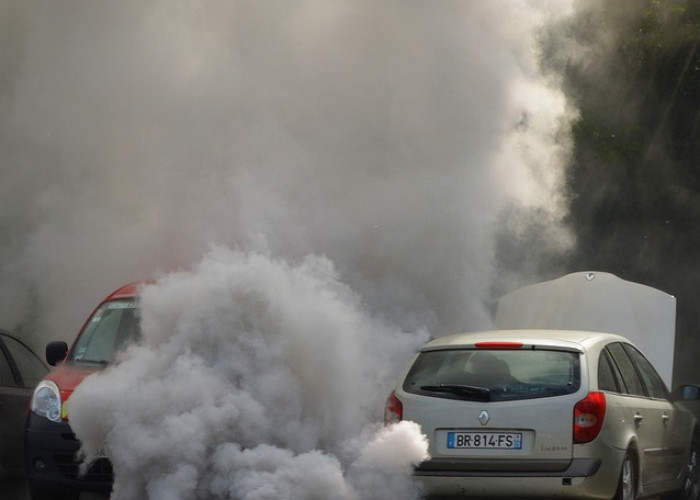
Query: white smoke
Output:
[[69, 248, 429, 499], [2, 0, 576, 498], [1, 0, 574, 343]]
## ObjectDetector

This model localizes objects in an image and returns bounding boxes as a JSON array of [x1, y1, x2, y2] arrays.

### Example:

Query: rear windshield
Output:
[[403, 348, 580, 402], [71, 299, 141, 364]]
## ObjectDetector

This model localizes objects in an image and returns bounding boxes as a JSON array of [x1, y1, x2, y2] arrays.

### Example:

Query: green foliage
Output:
[[526, 0, 700, 383]]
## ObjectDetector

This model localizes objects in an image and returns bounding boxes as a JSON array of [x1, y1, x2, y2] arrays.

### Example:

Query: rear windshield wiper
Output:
[[420, 384, 491, 402]]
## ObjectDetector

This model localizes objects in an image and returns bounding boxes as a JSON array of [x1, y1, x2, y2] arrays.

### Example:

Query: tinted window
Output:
[[2, 335, 47, 388], [622, 343, 668, 399], [403, 348, 580, 402], [606, 343, 646, 397], [598, 349, 621, 392], [0, 345, 16, 387], [71, 299, 140, 364]]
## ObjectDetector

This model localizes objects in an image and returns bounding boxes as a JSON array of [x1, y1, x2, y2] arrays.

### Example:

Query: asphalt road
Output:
[[2, 478, 664, 500], [2, 478, 109, 500]]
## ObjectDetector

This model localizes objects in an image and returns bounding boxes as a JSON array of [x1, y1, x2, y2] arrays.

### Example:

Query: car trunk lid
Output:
[[398, 342, 584, 469]]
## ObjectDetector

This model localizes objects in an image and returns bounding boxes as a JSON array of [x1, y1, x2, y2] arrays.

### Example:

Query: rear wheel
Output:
[[613, 452, 636, 500], [669, 433, 700, 500]]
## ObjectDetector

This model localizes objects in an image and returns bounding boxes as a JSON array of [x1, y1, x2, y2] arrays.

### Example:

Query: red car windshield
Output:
[[71, 299, 141, 364]]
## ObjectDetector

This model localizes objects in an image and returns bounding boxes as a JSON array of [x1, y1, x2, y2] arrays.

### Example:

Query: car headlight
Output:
[[31, 380, 62, 422]]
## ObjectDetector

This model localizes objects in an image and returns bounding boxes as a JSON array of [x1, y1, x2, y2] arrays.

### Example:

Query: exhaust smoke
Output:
[[69, 248, 429, 499], [1, 0, 577, 498], [1, 0, 574, 341]]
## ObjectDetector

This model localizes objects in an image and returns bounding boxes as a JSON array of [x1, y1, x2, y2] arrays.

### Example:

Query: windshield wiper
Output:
[[75, 358, 110, 365], [420, 384, 491, 402]]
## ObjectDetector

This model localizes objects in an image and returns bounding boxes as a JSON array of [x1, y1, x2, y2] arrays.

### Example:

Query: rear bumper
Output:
[[415, 457, 621, 499], [415, 457, 601, 477], [24, 413, 112, 493]]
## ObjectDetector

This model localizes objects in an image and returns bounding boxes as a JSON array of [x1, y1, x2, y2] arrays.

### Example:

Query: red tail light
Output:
[[574, 391, 606, 444], [384, 391, 403, 425]]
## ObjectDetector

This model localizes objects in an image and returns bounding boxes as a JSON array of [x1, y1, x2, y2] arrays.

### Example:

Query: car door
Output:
[[605, 342, 672, 487], [0, 335, 29, 474], [622, 343, 688, 486], [0, 333, 48, 475]]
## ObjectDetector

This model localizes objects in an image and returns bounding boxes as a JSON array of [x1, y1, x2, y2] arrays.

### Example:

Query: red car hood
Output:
[[44, 362, 104, 420]]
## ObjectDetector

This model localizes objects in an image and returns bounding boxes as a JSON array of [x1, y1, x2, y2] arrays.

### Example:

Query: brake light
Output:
[[574, 392, 606, 444], [384, 391, 403, 425], [475, 341, 523, 350]]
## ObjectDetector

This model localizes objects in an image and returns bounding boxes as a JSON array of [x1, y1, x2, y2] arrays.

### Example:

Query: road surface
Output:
[[3, 478, 109, 500]]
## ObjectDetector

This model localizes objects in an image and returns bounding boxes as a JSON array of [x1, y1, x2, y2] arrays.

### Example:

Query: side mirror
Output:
[[46, 341, 68, 366], [673, 384, 700, 401]]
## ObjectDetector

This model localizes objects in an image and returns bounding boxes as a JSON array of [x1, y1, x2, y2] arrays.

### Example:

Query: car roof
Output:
[[103, 282, 142, 301], [0, 328, 36, 345], [0, 328, 14, 338], [420, 329, 632, 353]]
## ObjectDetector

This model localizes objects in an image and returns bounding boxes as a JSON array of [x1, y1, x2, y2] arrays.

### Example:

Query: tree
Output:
[[537, 0, 700, 383]]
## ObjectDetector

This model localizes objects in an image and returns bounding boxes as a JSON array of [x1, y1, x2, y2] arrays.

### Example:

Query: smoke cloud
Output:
[[69, 247, 429, 499], [1, 0, 574, 341], [2, 0, 576, 498]]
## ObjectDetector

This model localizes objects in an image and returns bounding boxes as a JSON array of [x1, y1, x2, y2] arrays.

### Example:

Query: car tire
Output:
[[28, 485, 80, 500], [665, 433, 700, 500], [613, 451, 637, 500]]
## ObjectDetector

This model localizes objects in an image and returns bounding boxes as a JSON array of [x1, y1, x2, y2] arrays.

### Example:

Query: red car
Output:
[[24, 283, 141, 500]]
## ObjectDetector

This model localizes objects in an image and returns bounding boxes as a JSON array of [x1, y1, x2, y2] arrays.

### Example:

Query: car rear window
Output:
[[403, 348, 580, 402], [71, 299, 141, 364]]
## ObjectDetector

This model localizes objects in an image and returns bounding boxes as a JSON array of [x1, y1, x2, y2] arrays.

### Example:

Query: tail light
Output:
[[574, 391, 606, 444], [384, 391, 403, 425], [475, 341, 524, 350]]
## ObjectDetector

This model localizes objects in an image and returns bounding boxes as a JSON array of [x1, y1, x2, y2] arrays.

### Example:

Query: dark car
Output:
[[24, 283, 141, 500], [0, 330, 48, 479]]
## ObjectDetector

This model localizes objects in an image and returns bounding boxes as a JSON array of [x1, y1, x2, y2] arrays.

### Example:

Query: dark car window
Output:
[[403, 348, 580, 402], [606, 343, 646, 397], [598, 349, 621, 393], [622, 343, 669, 399], [71, 299, 141, 364], [0, 344, 16, 387], [1, 335, 47, 388]]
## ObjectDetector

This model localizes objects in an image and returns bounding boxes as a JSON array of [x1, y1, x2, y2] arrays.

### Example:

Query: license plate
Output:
[[447, 431, 522, 449]]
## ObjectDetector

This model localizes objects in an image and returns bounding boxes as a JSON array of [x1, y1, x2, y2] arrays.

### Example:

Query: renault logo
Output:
[[478, 410, 490, 426]]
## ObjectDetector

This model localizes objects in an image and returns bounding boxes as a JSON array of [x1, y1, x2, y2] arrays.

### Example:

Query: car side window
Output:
[[622, 343, 669, 399], [598, 349, 621, 393], [0, 340, 17, 387], [2, 335, 47, 388], [606, 342, 646, 397]]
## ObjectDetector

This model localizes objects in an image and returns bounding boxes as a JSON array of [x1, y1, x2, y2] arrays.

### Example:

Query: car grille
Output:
[[53, 454, 113, 483], [56, 431, 113, 483]]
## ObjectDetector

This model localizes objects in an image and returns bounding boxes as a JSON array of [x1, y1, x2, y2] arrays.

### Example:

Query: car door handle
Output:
[[634, 413, 644, 425], [662, 413, 670, 424]]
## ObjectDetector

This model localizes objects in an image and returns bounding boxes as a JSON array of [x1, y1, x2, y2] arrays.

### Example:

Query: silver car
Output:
[[385, 330, 700, 499]]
